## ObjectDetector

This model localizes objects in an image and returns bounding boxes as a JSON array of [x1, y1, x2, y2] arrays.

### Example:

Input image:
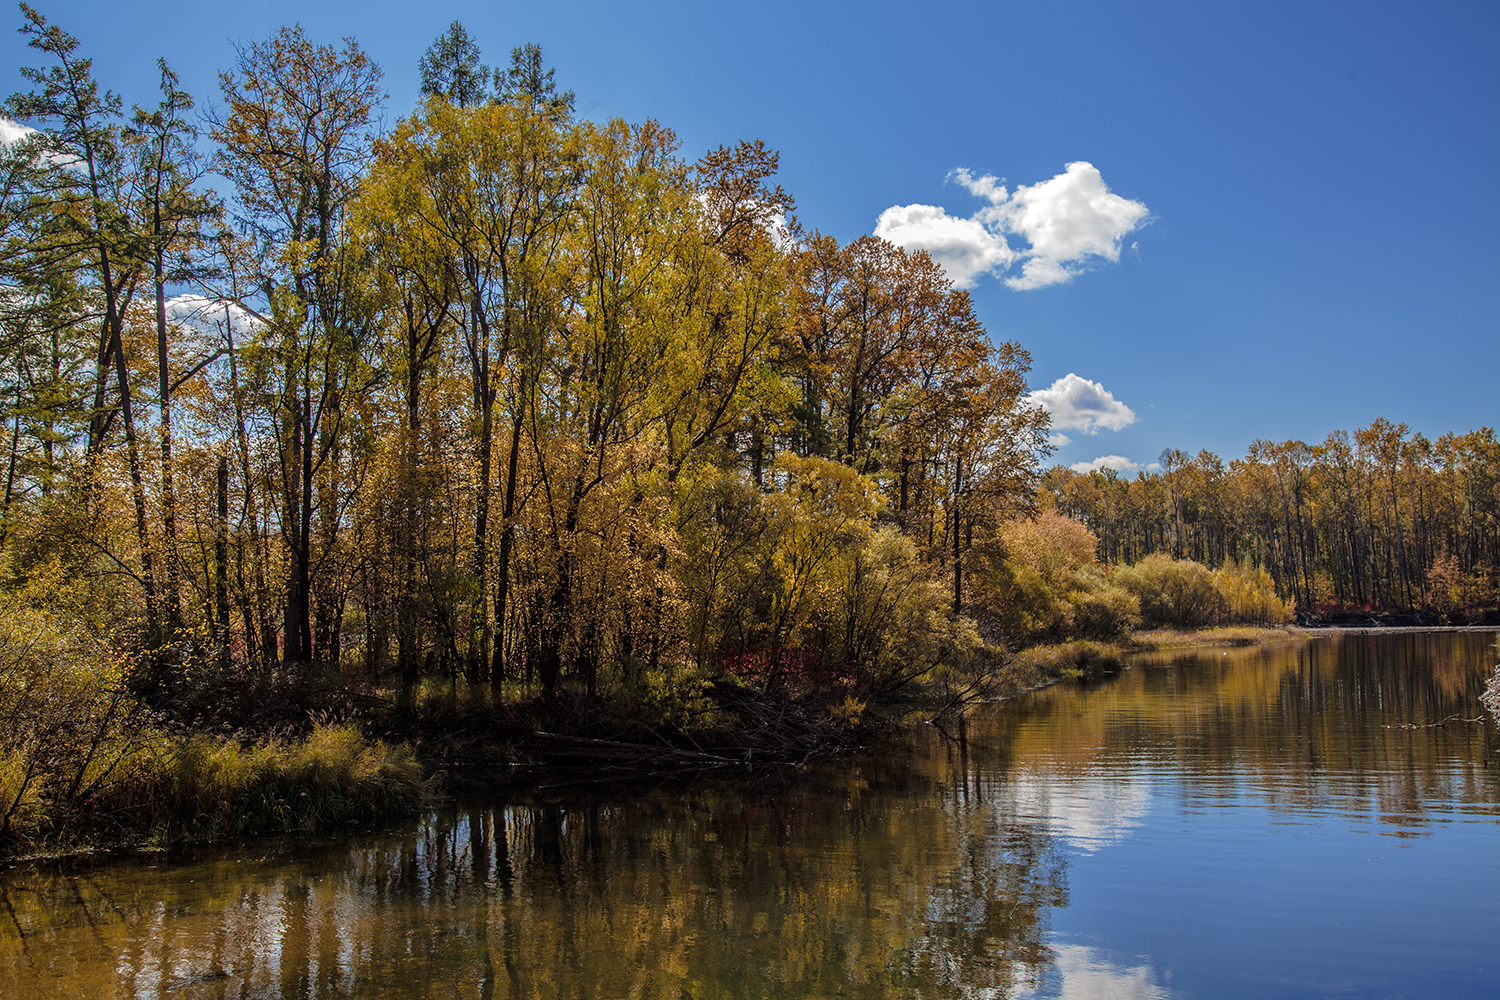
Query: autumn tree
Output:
[[211, 25, 384, 666], [2, 5, 188, 649], [124, 59, 220, 630]]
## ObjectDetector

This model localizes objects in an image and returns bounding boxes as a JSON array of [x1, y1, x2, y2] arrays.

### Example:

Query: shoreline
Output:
[[11, 622, 1496, 864], [1294, 624, 1500, 635]]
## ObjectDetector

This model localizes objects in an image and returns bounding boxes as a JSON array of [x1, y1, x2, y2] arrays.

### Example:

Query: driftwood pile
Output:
[[528, 681, 860, 776], [1481, 664, 1500, 723]]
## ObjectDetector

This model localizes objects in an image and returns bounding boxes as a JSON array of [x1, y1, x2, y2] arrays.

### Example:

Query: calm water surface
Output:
[[2, 632, 1497, 998]]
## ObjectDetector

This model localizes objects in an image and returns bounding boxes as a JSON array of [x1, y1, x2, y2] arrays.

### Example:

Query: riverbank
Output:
[[12, 621, 1490, 860], [1129, 624, 1312, 650], [1001, 625, 1308, 683], [0, 677, 867, 859], [0, 721, 427, 861]]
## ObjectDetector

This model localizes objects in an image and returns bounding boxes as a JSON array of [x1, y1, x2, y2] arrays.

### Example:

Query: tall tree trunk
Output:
[[111, 323, 161, 636], [154, 253, 182, 629], [0, 400, 19, 551], [470, 310, 494, 688], [952, 453, 963, 616], [215, 455, 231, 669], [491, 412, 523, 693], [227, 317, 273, 667]]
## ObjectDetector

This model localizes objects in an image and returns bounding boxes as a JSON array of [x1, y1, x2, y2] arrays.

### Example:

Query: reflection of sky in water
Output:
[[982, 633, 1500, 1000], [1016, 942, 1178, 1000], [1006, 769, 1153, 854], [2, 635, 1493, 999]]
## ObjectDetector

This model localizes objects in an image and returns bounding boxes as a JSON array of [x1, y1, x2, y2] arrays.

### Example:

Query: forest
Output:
[[1042, 424, 1500, 623], [0, 9, 1053, 706], [0, 6, 1492, 849]]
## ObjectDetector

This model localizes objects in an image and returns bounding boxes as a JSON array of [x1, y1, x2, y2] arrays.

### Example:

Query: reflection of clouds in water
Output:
[[1007, 769, 1152, 854], [1016, 943, 1177, 1000]]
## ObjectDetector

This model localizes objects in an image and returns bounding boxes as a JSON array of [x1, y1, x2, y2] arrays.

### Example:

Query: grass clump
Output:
[[0, 580, 427, 854], [1131, 625, 1307, 651], [125, 724, 425, 843], [1009, 640, 1126, 682]]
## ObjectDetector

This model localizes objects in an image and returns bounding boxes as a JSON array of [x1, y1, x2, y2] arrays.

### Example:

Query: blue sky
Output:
[[4, 1, 1496, 472]]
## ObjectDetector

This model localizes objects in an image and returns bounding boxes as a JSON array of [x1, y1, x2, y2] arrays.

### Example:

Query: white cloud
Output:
[[873, 202, 1014, 287], [950, 166, 1008, 204], [1027, 373, 1136, 433], [877, 161, 1148, 290], [1047, 431, 1073, 448], [163, 294, 263, 352], [0, 118, 33, 147], [1, 116, 82, 171], [1069, 455, 1142, 474], [1000, 162, 1149, 283], [1014, 943, 1178, 1000]]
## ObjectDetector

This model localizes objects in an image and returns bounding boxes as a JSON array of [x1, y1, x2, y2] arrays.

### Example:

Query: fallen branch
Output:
[[1386, 714, 1486, 729]]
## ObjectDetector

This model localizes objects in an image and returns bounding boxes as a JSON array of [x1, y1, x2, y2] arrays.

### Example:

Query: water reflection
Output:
[[0, 769, 1067, 999], [1005, 774, 1152, 854], [1014, 943, 1178, 1000], [980, 631, 1500, 835], [0, 631, 1495, 998]]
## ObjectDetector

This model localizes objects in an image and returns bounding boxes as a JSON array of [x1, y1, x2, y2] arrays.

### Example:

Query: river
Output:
[[2, 631, 1496, 998]]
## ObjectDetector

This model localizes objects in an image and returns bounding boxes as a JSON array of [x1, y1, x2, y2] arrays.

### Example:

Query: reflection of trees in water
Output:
[[0, 767, 1068, 998], [981, 632, 1500, 829]]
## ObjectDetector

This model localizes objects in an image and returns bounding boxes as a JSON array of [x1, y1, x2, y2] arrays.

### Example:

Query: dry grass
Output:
[[1129, 625, 1309, 651], [1008, 640, 1126, 682], [117, 723, 427, 844]]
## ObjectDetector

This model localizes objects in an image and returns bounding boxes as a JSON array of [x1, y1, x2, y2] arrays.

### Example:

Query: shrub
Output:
[[1010, 640, 1125, 680], [0, 580, 426, 851], [839, 527, 983, 694], [999, 510, 1098, 591], [1068, 581, 1142, 639], [0, 598, 143, 842], [972, 511, 1102, 643], [1113, 553, 1225, 628], [1213, 560, 1292, 624]]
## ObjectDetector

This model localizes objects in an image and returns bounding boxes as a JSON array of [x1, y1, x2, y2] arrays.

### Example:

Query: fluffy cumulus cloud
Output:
[[876, 162, 1148, 290], [871, 203, 1015, 287], [1027, 373, 1135, 434], [1068, 455, 1162, 475], [163, 294, 263, 351], [1069, 455, 1142, 474], [0, 117, 32, 147]]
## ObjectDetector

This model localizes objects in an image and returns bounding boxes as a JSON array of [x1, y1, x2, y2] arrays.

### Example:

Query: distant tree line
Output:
[[1043, 420, 1500, 619]]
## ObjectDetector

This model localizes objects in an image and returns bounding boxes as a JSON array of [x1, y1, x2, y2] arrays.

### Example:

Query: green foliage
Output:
[[418, 21, 490, 107], [602, 658, 722, 735], [1213, 560, 1292, 624], [1113, 553, 1226, 629], [0, 580, 141, 841]]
